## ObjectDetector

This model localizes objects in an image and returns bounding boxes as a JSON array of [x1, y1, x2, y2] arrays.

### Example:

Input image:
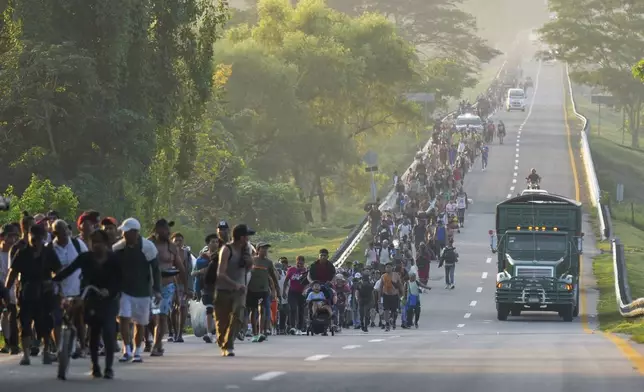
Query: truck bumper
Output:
[[496, 289, 575, 311]]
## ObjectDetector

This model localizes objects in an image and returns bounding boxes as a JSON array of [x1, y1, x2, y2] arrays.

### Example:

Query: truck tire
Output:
[[562, 305, 574, 322], [511, 309, 522, 317], [497, 306, 509, 321]]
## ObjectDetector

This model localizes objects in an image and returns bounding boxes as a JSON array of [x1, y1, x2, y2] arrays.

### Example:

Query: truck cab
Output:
[[491, 192, 583, 322]]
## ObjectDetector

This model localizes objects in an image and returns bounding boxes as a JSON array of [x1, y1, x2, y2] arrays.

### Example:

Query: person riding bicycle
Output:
[[526, 168, 541, 186]]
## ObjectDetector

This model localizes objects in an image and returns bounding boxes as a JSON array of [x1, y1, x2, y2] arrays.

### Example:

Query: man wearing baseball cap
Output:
[[214, 224, 255, 357], [113, 218, 162, 363]]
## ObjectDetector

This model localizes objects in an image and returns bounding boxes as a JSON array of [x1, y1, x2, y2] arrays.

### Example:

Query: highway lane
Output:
[[2, 60, 643, 391]]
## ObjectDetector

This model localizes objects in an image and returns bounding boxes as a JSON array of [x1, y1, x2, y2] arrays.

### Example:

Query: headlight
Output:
[[557, 283, 573, 291], [496, 282, 511, 289]]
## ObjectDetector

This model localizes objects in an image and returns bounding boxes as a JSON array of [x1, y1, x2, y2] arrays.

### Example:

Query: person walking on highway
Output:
[[439, 240, 458, 289], [214, 224, 254, 357]]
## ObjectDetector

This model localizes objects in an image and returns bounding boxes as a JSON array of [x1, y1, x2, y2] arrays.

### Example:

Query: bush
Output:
[[234, 176, 304, 232], [0, 174, 80, 224]]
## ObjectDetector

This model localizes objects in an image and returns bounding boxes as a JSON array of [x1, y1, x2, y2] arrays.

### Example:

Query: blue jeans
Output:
[[445, 264, 455, 285]]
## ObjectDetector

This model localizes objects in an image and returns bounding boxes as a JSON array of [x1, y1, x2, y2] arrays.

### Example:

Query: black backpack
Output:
[[203, 244, 232, 287], [358, 280, 373, 299], [441, 247, 458, 264]]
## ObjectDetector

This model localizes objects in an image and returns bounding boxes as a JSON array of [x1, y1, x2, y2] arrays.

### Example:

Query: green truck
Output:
[[492, 190, 584, 322]]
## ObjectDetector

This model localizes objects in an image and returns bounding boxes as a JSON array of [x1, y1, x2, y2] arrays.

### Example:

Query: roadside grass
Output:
[[571, 88, 644, 343]]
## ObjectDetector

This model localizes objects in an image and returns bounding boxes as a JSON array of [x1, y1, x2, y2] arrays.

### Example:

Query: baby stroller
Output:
[[307, 298, 335, 336]]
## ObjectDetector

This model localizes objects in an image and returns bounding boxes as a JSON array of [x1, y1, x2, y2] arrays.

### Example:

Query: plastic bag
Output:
[[189, 301, 208, 338]]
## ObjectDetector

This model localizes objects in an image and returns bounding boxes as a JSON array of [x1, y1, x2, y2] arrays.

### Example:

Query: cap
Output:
[[77, 210, 100, 229], [154, 218, 175, 228], [256, 242, 271, 249], [232, 224, 255, 238], [46, 210, 59, 219], [100, 217, 118, 227], [319, 248, 329, 255], [354, 272, 362, 279], [217, 220, 229, 229], [118, 218, 141, 233]]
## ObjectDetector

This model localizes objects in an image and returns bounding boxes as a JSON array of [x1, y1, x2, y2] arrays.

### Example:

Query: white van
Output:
[[455, 113, 484, 132], [506, 88, 526, 112]]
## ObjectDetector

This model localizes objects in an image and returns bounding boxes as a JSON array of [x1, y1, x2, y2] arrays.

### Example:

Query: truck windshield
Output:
[[506, 233, 566, 252], [456, 117, 482, 126], [509, 90, 524, 98]]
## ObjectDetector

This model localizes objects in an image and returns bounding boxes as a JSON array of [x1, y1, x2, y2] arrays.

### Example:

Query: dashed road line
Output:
[[305, 354, 330, 361], [476, 287, 483, 292], [368, 339, 384, 343], [512, 178, 517, 183], [457, 324, 465, 328], [464, 313, 471, 319], [506, 193, 512, 198], [486, 257, 492, 264], [253, 371, 287, 381], [510, 186, 515, 191], [470, 300, 478, 307], [513, 172, 517, 177], [342, 345, 362, 350], [481, 272, 488, 279], [225, 385, 241, 389]]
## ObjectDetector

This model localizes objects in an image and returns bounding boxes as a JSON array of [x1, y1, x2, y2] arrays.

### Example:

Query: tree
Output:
[[635, 59, 644, 82], [218, 0, 424, 222], [539, 1, 644, 147]]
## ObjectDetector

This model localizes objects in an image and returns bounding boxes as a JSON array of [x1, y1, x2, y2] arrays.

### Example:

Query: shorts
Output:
[[202, 291, 214, 310], [383, 294, 399, 312], [119, 294, 151, 325], [246, 291, 269, 310], [159, 283, 176, 315]]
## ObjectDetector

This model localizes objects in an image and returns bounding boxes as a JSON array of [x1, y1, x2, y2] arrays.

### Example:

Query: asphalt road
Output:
[[2, 62, 644, 391]]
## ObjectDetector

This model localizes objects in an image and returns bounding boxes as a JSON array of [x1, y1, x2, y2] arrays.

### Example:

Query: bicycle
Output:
[[58, 285, 106, 380]]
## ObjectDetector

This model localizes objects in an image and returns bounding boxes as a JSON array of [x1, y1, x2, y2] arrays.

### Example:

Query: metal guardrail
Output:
[[331, 59, 508, 268], [566, 64, 644, 318]]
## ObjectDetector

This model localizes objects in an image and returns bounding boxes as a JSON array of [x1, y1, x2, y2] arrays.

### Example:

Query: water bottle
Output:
[[151, 297, 161, 315]]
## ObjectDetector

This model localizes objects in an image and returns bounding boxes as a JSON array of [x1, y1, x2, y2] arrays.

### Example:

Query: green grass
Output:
[[571, 88, 644, 343]]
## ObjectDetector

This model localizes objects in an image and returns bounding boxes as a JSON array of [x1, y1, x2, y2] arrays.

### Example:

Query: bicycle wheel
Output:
[[57, 328, 75, 380]]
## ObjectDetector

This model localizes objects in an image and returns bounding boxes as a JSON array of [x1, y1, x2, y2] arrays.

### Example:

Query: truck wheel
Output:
[[562, 305, 574, 322], [511, 309, 522, 317], [497, 306, 509, 321]]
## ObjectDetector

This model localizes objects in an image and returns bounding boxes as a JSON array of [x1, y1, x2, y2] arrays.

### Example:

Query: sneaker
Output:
[[251, 335, 260, 343], [118, 353, 132, 363], [143, 342, 152, 353], [450, 284, 455, 289], [132, 354, 143, 363], [445, 285, 450, 289], [91, 366, 102, 379], [103, 368, 114, 379], [203, 335, 212, 344], [150, 348, 164, 357], [175, 336, 184, 343], [167, 334, 174, 343], [258, 334, 267, 342], [237, 331, 245, 341], [225, 349, 235, 357]]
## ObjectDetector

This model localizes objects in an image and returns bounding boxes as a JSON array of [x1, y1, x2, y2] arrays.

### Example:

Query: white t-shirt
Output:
[[456, 196, 467, 209], [52, 238, 89, 296], [446, 202, 456, 214], [365, 247, 378, 264], [398, 224, 412, 239]]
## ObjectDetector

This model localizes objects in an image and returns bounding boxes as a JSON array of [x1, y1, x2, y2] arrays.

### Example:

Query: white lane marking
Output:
[[513, 172, 517, 177], [470, 300, 478, 307], [441, 330, 450, 333], [464, 313, 471, 319], [516, 148, 519, 152], [506, 193, 512, 198], [253, 372, 286, 381], [457, 324, 465, 328], [513, 166, 518, 170], [516, 143, 520, 147], [390, 336, 401, 339], [342, 345, 362, 350], [515, 153, 519, 158], [515, 159, 519, 164], [485, 257, 492, 264], [477, 287, 483, 292], [225, 385, 241, 389], [510, 186, 515, 191], [512, 178, 517, 183], [305, 354, 330, 361], [368, 339, 384, 343], [482, 272, 488, 279]]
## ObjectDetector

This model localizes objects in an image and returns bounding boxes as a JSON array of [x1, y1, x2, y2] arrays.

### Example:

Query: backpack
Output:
[[203, 244, 232, 287], [441, 247, 458, 264]]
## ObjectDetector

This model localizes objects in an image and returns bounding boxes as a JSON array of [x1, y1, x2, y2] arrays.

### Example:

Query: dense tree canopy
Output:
[[1, 0, 500, 239], [539, 0, 644, 147]]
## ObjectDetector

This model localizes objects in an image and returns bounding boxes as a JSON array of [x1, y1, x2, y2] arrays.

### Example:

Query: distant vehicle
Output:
[[455, 113, 484, 132], [506, 88, 526, 112], [520, 189, 548, 196]]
